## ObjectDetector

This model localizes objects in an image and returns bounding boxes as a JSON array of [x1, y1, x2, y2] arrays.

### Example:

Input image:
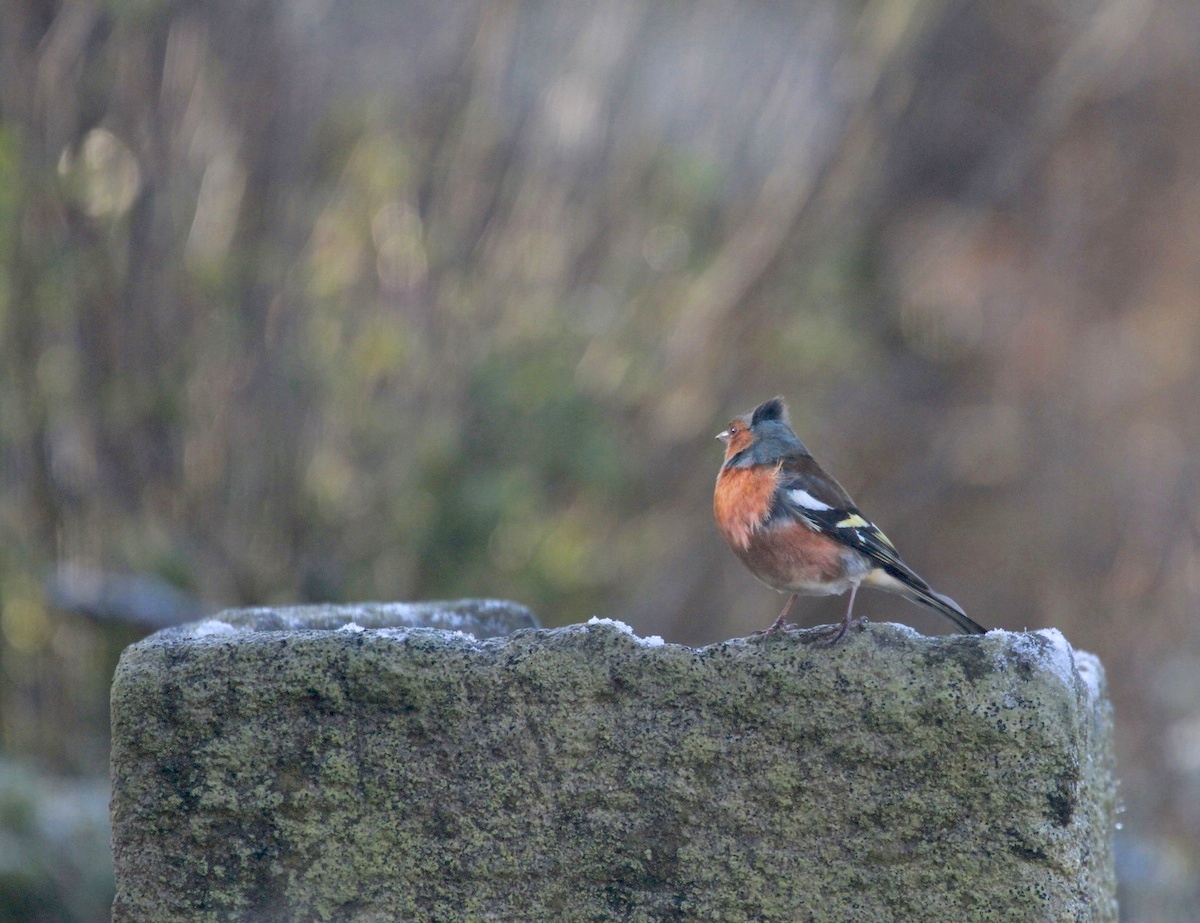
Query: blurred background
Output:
[[1, 0, 1198, 919]]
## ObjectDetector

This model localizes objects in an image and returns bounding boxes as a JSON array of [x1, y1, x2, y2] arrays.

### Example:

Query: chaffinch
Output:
[[714, 396, 985, 643]]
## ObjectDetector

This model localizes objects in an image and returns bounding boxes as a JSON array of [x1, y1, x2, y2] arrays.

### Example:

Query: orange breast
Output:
[[716, 463, 860, 594], [738, 521, 853, 593], [713, 464, 780, 551]]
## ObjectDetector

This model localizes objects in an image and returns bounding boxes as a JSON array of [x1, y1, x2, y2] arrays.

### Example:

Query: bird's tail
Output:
[[863, 566, 987, 634], [906, 585, 987, 635]]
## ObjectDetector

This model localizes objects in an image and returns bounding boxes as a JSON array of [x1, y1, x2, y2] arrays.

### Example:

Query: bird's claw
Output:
[[815, 616, 869, 647], [751, 619, 795, 638]]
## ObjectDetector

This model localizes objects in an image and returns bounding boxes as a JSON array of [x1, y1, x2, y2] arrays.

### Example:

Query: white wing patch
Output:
[[788, 488, 832, 511], [835, 513, 871, 529]]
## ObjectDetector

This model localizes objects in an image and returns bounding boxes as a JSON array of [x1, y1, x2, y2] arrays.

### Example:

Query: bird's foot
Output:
[[751, 593, 800, 638], [815, 616, 869, 647], [751, 617, 795, 638]]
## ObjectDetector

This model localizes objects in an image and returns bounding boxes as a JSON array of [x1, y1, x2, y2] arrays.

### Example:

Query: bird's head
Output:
[[716, 396, 803, 467]]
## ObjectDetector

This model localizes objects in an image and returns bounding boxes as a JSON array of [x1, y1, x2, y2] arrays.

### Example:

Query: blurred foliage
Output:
[[0, 757, 112, 923], [2, 0, 1200, 920]]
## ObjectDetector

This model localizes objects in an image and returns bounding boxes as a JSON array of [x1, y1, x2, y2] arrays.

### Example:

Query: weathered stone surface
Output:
[[110, 606, 1117, 922], [152, 598, 541, 640]]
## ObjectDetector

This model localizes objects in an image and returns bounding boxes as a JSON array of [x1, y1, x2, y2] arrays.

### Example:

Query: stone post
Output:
[[110, 602, 1117, 921]]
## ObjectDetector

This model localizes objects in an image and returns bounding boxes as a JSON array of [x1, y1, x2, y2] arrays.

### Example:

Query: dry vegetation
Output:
[[2, 1, 1199, 919]]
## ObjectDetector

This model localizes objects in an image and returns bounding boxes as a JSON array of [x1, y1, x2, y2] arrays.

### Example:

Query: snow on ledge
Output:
[[586, 616, 666, 648], [984, 626, 1098, 699], [1073, 650, 1104, 703], [187, 619, 240, 638]]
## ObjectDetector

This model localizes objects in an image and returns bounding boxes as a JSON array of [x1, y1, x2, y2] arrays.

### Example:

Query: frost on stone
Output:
[[151, 600, 538, 641], [1074, 651, 1104, 703], [376, 629, 410, 642], [985, 626, 1101, 703], [187, 619, 239, 638], [587, 616, 635, 635], [586, 616, 666, 647], [874, 621, 922, 638], [1004, 627, 1080, 695], [444, 630, 478, 643]]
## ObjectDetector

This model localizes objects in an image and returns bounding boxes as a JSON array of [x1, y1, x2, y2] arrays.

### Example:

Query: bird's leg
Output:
[[754, 593, 798, 636], [818, 584, 868, 646]]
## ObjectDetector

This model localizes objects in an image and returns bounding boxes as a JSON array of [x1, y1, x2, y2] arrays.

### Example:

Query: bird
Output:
[[713, 396, 986, 643]]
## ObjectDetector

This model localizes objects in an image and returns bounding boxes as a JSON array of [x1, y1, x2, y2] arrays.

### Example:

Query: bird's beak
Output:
[[716, 430, 730, 444]]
